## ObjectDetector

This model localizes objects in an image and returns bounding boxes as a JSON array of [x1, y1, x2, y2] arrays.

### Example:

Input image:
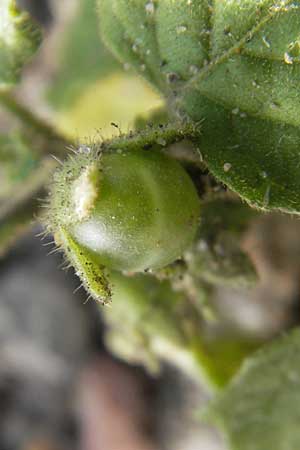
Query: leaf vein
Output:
[[182, 0, 295, 95]]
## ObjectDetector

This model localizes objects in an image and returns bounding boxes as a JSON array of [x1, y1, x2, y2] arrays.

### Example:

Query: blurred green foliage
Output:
[[207, 328, 300, 450], [0, 131, 39, 200], [104, 271, 262, 389], [47, 0, 121, 110], [0, 0, 42, 88]]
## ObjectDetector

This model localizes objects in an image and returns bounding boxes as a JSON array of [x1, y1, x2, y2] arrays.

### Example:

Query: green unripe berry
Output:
[[51, 148, 200, 272], [72, 150, 200, 271], [47, 140, 200, 302]]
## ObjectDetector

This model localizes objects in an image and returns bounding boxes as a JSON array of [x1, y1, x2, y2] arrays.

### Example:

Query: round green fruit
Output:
[[49, 147, 201, 272]]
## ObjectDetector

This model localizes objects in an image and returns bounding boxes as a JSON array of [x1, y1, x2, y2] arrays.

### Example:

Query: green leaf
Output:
[[98, 0, 300, 214], [206, 328, 300, 450], [192, 336, 261, 389], [98, 0, 167, 90], [0, 0, 42, 88]]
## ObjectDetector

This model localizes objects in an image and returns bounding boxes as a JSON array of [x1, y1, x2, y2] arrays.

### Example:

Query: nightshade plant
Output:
[[2, 0, 300, 449]]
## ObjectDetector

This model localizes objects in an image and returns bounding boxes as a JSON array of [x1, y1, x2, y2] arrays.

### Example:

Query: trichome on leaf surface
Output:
[[99, 0, 300, 214]]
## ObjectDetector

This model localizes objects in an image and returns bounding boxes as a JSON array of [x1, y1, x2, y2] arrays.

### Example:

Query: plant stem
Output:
[[0, 91, 68, 157], [0, 93, 70, 251], [0, 156, 57, 258], [0, 199, 37, 258]]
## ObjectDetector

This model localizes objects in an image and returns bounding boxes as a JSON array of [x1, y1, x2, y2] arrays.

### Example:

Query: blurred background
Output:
[[1, 1, 300, 449]]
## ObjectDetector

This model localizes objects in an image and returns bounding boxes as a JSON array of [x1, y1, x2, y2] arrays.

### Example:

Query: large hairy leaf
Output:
[[0, 0, 42, 88], [98, 0, 300, 213], [206, 328, 300, 450]]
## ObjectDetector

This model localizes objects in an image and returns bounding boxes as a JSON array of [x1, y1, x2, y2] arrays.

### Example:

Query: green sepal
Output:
[[55, 227, 112, 304]]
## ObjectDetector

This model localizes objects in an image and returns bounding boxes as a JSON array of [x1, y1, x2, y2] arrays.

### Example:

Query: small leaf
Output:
[[0, 0, 42, 88], [206, 328, 300, 450]]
